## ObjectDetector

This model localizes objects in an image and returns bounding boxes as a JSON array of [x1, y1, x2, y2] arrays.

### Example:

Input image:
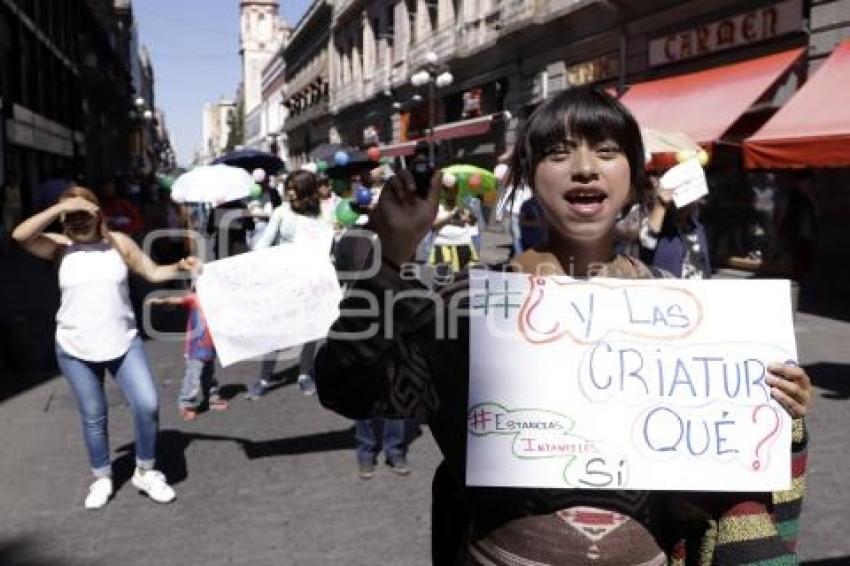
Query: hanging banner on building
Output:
[[649, 0, 802, 67], [467, 272, 796, 491]]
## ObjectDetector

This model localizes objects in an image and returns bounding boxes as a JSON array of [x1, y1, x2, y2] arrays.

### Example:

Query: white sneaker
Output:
[[131, 468, 176, 504], [297, 374, 316, 396], [84, 477, 113, 509]]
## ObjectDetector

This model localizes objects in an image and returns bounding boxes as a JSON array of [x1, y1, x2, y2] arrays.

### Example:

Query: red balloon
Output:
[[468, 173, 482, 189], [367, 147, 381, 161]]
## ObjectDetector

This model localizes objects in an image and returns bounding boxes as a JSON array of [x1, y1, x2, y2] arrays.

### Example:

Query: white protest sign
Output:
[[660, 157, 709, 208], [195, 246, 342, 367], [467, 272, 796, 491]]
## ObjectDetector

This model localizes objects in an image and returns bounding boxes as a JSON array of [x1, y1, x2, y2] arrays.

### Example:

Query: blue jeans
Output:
[[55, 337, 159, 477], [179, 358, 218, 409], [256, 341, 318, 383], [355, 418, 408, 466]]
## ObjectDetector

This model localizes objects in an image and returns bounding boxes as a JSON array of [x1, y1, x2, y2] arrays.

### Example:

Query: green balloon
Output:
[[335, 199, 360, 227], [317, 160, 328, 172], [249, 183, 263, 198], [155, 174, 175, 190]]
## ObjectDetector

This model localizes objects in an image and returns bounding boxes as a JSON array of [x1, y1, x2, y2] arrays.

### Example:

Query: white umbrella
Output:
[[171, 164, 254, 205]]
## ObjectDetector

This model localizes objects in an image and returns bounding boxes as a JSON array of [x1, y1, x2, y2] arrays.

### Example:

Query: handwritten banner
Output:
[[467, 273, 796, 491], [196, 246, 341, 367]]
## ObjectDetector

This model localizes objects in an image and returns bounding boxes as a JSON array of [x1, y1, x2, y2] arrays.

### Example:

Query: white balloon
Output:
[[252, 168, 266, 182], [442, 172, 457, 188], [493, 163, 509, 181]]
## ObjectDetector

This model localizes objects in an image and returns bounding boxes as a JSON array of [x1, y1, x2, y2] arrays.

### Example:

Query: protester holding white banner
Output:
[[314, 87, 812, 565], [245, 170, 335, 399], [639, 160, 712, 279]]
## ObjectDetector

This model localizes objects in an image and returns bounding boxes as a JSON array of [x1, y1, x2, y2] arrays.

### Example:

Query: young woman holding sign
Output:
[[245, 170, 334, 399], [314, 87, 811, 564], [12, 186, 199, 509]]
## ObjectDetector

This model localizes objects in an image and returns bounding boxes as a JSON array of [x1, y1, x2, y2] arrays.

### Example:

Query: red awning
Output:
[[379, 113, 502, 158], [621, 48, 805, 146], [379, 140, 417, 158], [744, 40, 850, 169]]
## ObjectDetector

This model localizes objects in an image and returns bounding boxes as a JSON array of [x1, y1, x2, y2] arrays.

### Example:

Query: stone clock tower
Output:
[[240, 0, 286, 114]]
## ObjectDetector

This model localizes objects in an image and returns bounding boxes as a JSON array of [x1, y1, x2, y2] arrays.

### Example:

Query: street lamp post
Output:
[[410, 51, 453, 167]]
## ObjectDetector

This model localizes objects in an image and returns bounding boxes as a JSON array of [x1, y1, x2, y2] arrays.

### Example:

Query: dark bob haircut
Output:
[[286, 170, 321, 217], [508, 86, 647, 205]]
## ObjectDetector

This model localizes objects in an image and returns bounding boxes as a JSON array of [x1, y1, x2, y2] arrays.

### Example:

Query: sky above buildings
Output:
[[134, 0, 312, 166]]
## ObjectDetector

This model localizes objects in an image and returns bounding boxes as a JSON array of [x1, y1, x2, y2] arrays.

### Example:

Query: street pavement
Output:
[[0, 339, 440, 566], [1, 223, 848, 565]]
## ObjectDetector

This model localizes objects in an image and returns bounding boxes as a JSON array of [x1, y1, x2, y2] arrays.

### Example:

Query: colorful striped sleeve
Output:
[[669, 418, 808, 565]]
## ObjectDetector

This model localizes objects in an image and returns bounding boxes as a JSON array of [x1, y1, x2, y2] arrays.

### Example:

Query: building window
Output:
[[453, 0, 463, 24], [406, 0, 417, 45], [385, 4, 395, 59], [427, 1, 438, 31], [373, 17, 381, 64]]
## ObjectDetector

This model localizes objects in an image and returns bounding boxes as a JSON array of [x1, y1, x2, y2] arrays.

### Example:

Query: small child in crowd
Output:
[[148, 291, 227, 420]]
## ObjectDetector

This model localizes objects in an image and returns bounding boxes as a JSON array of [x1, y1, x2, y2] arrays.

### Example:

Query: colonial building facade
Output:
[[240, 0, 289, 150], [283, 1, 333, 167], [270, 0, 849, 170], [0, 0, 173, 373], [201, 98, 237, 163]]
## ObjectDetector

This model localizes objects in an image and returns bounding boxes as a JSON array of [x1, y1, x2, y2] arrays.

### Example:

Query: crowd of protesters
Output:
[[5, 85, 820, 565]]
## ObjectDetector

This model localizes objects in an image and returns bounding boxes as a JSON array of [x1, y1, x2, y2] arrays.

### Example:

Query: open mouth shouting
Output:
[[563, 186, 609, 217]]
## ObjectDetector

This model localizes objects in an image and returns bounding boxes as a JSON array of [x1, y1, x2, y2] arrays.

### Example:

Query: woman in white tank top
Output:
[[12, 186, 199, 509]]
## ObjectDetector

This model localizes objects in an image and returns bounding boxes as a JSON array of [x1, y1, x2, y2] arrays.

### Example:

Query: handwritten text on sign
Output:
[[467, 274, 795, 491], [195, 246, 342, 367]]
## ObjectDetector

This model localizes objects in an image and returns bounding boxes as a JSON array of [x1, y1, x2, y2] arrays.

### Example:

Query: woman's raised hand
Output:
[[57, 197, 100, 216], [367, 169, 441, 266]]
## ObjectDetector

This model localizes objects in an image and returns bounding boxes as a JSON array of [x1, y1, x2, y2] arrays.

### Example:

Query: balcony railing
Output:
[[454, 0, 540, 56], [498, 0, 538, 30], [363, 65, 392, 99], [284, 102, 330, 133], [457, 16, 498, 57], [408, 23, 458, 66], [331, 79, 363, 112]]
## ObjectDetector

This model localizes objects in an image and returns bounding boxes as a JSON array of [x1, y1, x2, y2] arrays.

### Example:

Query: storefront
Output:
[[382, 78, 510, 168], [742, 39, 850, 292], [615, 0, 811, 272]]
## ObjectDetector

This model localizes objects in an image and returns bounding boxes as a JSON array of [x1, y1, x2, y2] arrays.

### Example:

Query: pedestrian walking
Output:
[[245, 170, 334, 400], [318, 174, 340, 231], [494, 167, 534, 257], [147, 291, 228, 421], [777, 170, 819, 282], [99, 178, 145, 237], [354, 418, 412, 479], [12, 186, 198, 509], [207, 199, 254, 259], [331, 205, 415, 481], [429, 182, 479, 280], [314, 87, 812, 564]]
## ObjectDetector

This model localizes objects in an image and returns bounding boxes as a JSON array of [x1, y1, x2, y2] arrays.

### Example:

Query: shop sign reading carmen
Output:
[[649, 0, 802, 67]]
